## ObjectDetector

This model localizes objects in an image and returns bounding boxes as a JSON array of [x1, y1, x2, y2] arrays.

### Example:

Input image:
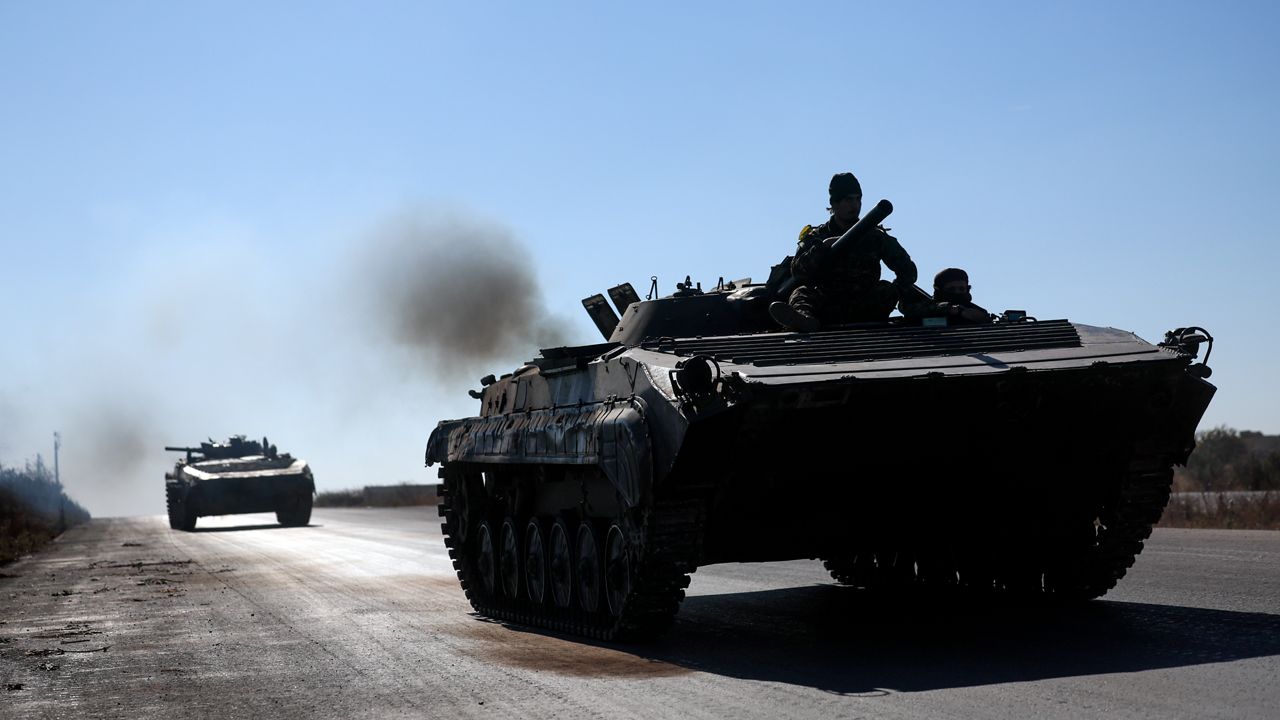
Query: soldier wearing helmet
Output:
[[769, 172, 918, 332]]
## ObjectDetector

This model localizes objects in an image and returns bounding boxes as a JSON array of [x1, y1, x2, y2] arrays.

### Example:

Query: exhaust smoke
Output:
[[360, 212, 574, 381]]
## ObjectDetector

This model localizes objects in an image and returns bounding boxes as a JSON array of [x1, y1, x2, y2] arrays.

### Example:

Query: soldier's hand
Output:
[[892, 277, 916, 295], [794, 243, 829, 274], [804, 241, 832, 263]]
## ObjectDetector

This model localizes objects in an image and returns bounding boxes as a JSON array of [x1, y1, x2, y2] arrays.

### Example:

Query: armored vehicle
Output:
[[164, 436, 314, 531], [425, 200, 1216, 641]]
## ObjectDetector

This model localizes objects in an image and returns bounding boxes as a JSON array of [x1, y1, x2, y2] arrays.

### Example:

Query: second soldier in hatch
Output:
[[901, 267, 995, 325], [769, 172, 918, 332], [896, 266, 993, 325]]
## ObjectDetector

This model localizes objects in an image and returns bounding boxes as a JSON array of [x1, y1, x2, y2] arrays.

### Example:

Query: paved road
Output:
[[1, 508, 1277, 719]]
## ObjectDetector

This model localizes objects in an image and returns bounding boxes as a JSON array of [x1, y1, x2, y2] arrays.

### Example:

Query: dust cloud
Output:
[[2, 208, 580, 518], [357, 212, 573, 382], [0, 392, 20, 459], [59, 392, 168, 518], [0, 388, 167, 519]]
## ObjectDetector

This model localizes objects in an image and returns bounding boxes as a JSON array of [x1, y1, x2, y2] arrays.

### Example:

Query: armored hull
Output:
[[165, 437, 314, 531], [427, 290, 1215, 640]]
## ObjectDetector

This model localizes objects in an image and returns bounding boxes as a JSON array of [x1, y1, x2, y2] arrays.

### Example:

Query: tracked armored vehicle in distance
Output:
[[165, 436, 314, 531], [425, 200, 1216, 641]]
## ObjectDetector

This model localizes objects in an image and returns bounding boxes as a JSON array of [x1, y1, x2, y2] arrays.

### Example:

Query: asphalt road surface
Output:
[[2, 508, 1277, 719]]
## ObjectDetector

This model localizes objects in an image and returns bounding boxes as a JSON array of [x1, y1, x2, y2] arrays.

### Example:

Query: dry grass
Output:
[[314, 484, 440, 508], [313, 488, 366, 507], [0, 491, 83, 565], [1158, 492, 1280, 530], [1, 465, 91, 565]]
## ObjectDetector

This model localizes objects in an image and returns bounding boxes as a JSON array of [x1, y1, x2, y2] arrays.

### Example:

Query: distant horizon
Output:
[[4, 419, 1275, 520]]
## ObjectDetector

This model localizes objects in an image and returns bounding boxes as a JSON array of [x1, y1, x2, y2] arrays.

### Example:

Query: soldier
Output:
[[769, 172, 918, 332], [902, 267, 994, 325]]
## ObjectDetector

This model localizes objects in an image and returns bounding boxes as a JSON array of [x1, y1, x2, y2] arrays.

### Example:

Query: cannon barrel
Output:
[[164, 446, 199, 453], [775, 198, 894, 298]]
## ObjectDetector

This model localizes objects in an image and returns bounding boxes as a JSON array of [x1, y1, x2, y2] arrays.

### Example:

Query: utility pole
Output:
[[54, 431, 61, 485]]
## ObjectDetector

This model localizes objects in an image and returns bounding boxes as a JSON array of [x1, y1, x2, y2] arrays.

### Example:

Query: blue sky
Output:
[[2, 1, 1277, 516]]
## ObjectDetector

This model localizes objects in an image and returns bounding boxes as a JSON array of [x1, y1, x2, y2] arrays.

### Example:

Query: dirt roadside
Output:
[[0, 517, 401, 719], [0, 512, 670, 720]]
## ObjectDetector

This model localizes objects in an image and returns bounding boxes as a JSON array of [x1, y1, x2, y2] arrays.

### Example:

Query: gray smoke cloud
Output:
[[359, 211, 574, 381]]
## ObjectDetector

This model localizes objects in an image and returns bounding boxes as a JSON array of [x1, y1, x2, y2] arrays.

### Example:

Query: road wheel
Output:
[[499, 518, 520, 599], [576, 521, 601, 613], [997, 560, 1044, 596], [604, 523, 632, 618], [525, 519, 547, 605], [957, 556, 996, 592], [916, 551, 959, 588], [475, 521, 497, 598], [548, 518, 573, 608], [824, 552, 879, 588], [1043, 518, 1111, 600]]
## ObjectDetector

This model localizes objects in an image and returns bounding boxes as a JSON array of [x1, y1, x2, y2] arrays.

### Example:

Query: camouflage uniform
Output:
[[787, 218, 918, 324]]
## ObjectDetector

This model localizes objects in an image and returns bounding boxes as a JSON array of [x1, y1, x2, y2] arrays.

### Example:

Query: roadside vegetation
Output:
[[315, 483, 439, 508], [314, 488, 366, 507], [1, 457, 91, 565], [309, 430, 1279, 527], [1160, 427, 1280, 530]]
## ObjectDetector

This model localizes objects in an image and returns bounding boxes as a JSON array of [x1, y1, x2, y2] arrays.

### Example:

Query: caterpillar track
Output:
[[820, 452, 1177, 599], [438, 464, 711, 641], [165, 484, 195, 531]]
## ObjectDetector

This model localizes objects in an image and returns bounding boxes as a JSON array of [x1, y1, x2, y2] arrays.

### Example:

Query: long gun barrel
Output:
[[774, 198, 895, 298], [164, 445, 203, 462]]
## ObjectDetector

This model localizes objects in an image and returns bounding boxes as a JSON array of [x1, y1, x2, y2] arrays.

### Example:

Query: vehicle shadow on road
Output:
[[629, 585, 1280, 694], [192, 524, 320, 533]]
